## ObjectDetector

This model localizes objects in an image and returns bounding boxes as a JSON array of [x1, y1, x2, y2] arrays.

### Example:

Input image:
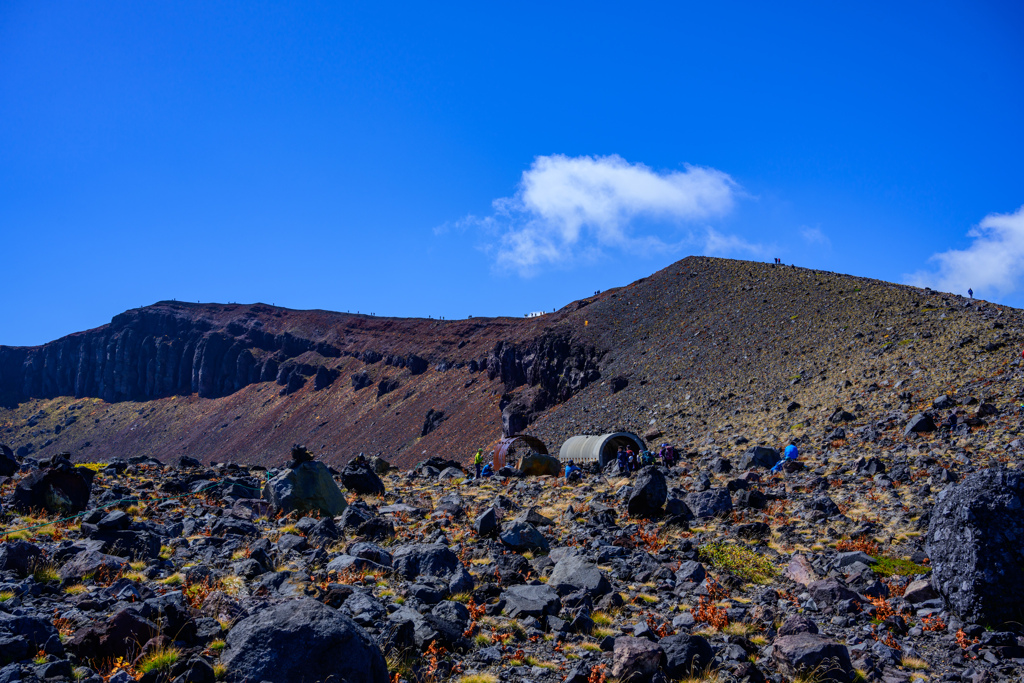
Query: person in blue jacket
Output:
[[771, 442, 799, 474], [564, 460, 582, 482]]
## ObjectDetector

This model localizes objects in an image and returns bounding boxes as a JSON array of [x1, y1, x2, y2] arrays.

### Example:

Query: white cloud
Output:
[[462, 154, 740, 274], [703, 228, 771, 258], [801, 226, 831, 248], [907, 205, 1024, 298]]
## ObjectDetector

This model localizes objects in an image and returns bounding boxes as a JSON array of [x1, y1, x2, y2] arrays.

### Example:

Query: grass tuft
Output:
[[137, 645, 181, 674], [698, 543, 778, 584]]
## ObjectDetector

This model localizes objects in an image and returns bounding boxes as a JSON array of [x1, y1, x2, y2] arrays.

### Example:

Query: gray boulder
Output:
[[686, 488, 733, 518], [627, 466, 667, 518], [926, 467, 1024, 625], [499, 520, 549, 552], [905, 413, 936, 435], [548, 554, 611, 596], [341, 460, 386, 496], [611, 636, 664, 681], [391, 543, 473, 595], [262, 461, 347, 517], [501, 584, 561, 618], [223, 598, 388, 683], [772, 633, 853, 682]]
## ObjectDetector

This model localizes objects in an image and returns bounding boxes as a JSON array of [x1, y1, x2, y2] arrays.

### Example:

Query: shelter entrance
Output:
[[558, 432, 646, 468]]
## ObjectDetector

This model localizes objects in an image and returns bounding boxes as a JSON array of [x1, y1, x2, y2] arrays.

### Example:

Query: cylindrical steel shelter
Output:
[[558, 432, 646, 468]]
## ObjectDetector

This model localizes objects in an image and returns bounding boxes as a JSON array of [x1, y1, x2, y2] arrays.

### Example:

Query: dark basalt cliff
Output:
[[0, 306, 343, 405]]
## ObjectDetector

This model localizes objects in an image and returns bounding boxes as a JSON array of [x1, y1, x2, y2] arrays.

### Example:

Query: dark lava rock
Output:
[[627, 466, 668, 518], [499, 521, 549, 552], [474, 507, 499, 537], [0, 444, 18, 477], [0, 540, 44, 577], [377, 377, 399, 398], [351, 371, 373, 391], [905, 413, 936, 435], [548, 554, 611, 596], [69, 608, 157, 661], [738, 446, 780, 470], [391, 543, 473, 595], [222, 597, 388, 683], [421, 409, 447, 437], [263, 460, 347, 517], [660, 633, 714, 679], [502, 584, 561, 618], [778, 615, 819, 637], [771, 633, 853, 682], [927, 467, 1024, 625], [686, 488, 733, 518], [13, 453, 94, 514], [341, 459, 386, 495]]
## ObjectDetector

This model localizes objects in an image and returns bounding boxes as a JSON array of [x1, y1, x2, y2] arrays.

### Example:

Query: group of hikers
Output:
[[615, 443, 678, 472]]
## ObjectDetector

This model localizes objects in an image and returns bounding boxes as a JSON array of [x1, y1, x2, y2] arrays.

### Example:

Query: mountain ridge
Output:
[[2, 256, 1022, 468]]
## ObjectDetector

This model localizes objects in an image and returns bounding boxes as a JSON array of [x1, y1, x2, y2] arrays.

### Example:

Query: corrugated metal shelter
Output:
[[492, 435, 548, 470], [558, 432, 646, 467]]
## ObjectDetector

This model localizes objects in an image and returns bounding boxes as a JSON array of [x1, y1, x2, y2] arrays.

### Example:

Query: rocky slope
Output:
[[2, 256, 1023, 470]]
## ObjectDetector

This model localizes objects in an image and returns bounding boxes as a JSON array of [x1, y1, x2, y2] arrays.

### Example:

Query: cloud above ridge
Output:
[[907, 205, 1024, 299], [461, 154, 741, 274]]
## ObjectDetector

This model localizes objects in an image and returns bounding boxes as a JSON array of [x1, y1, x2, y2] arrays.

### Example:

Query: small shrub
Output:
[[699, 543, 778, 584], [872, 556, 929, 577]]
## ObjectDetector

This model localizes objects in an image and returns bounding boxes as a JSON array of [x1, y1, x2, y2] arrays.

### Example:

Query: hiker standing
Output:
[[968, 288, 973, 299], [616, 447, 628, 473], [473, 449, 483, 479]]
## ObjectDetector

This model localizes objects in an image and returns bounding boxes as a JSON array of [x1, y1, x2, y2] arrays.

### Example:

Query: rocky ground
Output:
[[2, 403, 1024, 683]]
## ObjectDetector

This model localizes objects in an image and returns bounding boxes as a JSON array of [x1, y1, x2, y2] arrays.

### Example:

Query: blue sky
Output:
[[2, 1, 1023, 346]]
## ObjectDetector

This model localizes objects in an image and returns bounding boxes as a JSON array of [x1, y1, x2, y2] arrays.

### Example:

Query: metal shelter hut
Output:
[[492, 435, 548, 470], [558, 432, 646, 468]]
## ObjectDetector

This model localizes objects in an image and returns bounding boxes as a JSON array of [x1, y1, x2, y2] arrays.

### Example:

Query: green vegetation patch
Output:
[[699, 542, 779, 584], [871, 556, 929, 577]]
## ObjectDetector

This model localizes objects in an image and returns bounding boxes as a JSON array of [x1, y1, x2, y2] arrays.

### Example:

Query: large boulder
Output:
[[223, 598, 388, 683], [627, 466, 667, 518], [0, 540, 43, 577], [499, 520, 549, 552], [660, 633, 714, 679], [611, 636, 664, 681], [263, 461, 347, 517], [13, 453, 94, 514], [68, 608, 158, 661], [926, 467, 1024, 625], [771, 633, 853, 682], [686, 488, 733, 518], [501, 584, 561, 618], [391, 543, 473, 595], [738, 446, 780, 470], [0, 610, 58, 664], [548, 554, 611, 596], [0, 444, 17, 477], [341, 459, 386, 496], [59, 550, 129, 582], [517, 452, 561, 477]]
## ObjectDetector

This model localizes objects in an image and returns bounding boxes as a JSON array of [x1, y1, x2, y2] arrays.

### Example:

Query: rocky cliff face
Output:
[[486, 332, 604, 436], [0, 305, 346, 406]]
